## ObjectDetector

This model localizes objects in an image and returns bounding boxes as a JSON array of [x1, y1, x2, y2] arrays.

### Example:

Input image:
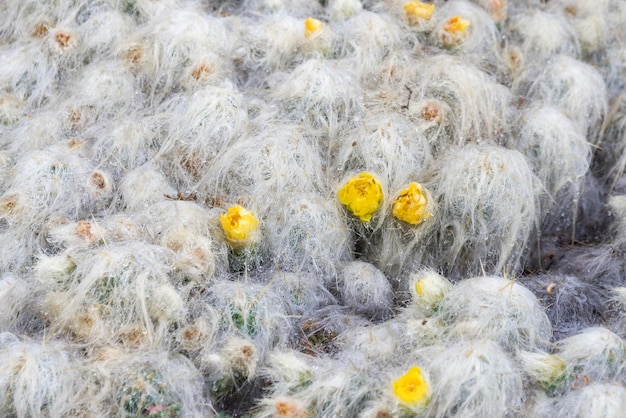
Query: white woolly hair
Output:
[[59, 61, 139, 124], [85, 347, 207, 417], [519, 55, 607, 143], [0, 274, 40, 334], [270, 58, 363, 140], [1, 109, 66, 153], [470, 0, 509, 23], [431, 0, 501, 71], [334, 320, 406, 370], [339, 11, 404, 83], [512, 106, 590, 200], [135, 200, 228, 281], [266, 270, 337, 317], [261, 356, 370, 417], [331, 111, 433, 189], [88, 114, 164, 177], [234, 14, 304, 84], [0, 43, 58, 108], [118, 164, 177, 213], [125, 7, 233, 100], [548, 0, 626, 55], [507, 10, 579, 67], [435, 276, 551, 352], [522, 274, 608, 340], [76, 9, 134, 60], [408, 55, 511, 149], [555, 327, 625, 382], [427, 145, 539, 278], [532, 382, 626, 418], [156, 85, 250, 181], [336, 260, 394, 319], [263, 192, 351, 277], [415, 340, 524, 417], [0, 333, 84, 417], [408, 268, 454, 316], [260, 349, 315, 396], [197, 121, 325, 202], [39, 243, 180, 347], [204, 279, 293, 354]]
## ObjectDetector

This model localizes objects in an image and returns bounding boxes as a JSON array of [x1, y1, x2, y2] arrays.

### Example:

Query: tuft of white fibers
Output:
[[262, 350, 314, 395], [205, 279, 293, 352], [340, 11, 403, 83], [532, 382, 626, 418], [332, 112, 433, 189], [415, 340, 524, 417], [118, 164, 177, 212], [470, 0, 508, 23], [408, 55, 511, 148], [427, 145, 539, 278], [612, 287, 626, 306], [328, 0, 364, 21], [409, 268, 454, 316], [555, 327, 625, 382], [435, 276, 551, 352], [39, 243, 178, 346], [128, 8, 233, 99], [337, 260, 394, 319], [267, 270, 337, 317], [519, 350, 568, 395], [89, 115, 164, 176], [548, 0, 626, 56], [431, 0, 500, 70], [76, 10, 134, 60], [254, 395, 310, 418], [0, 94, 24, 126], [512, 106, 590, 201], [335, 320, 406, 369], [0, 273, 39, 334], [520, 55, 607, 143], [87, 347, 207, 417], [264, 193, 351, 277], [0, 42, 57, 107], [197, 121, 325, 200], [136, 200, 227, 281], [220, 334, 260, 381], [523, 274, 607, 340], [259, 356, 370, 417], [234, 14, 303, 83], [271, 58, 363, 140], [0, 146, 114, 261], [0, 333, 83, 417], [157, 85, 249, 180], [60, 61, 139, 124], [507, 10, 579, 67], [609, 195, 626, 248]]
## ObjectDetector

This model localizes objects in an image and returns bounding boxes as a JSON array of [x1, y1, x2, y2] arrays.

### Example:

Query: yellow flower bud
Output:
[[304, 17, 323, 38], [392, 182, 432, 225], [392, 366, 429, 404], [444, 16, 471, 35], [404, 1, 435, 25], [220, 205, 260, 248], [338, 172, 383, 222]]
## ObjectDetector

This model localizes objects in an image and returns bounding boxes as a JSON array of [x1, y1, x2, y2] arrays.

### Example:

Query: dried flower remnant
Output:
[[404, 1, 435, 25], [338, 172, 383, 222], [220, 205, 260, 249], [304, 17, 323, 38], [55, 31, 72, 48], [393, 366, 429, 404], [393, 182, 432, 225]]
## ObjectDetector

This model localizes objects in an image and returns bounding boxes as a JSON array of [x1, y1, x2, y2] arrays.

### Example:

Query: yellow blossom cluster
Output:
[[337, 172, 384, 222], [393, 366, 430, 404], [220, 205, 260, 249]]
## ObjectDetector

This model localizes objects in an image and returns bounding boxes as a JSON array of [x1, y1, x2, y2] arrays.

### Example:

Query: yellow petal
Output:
[[338, 172, 384, 222], [220, 205, 260, 248], [304, 17, 323, 38], [392, 182, 432, 225], [393, 366, 429, 404], [404, 1, 435, 23], [444, 16, 471, 35]]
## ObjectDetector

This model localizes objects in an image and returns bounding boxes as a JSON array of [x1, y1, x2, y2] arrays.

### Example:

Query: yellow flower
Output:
[[444, 16, 471, 35], [220, 205, 260, 248], [392, 182, 432, 225], [393, 366, 429, 404], [404, 1, 435, 24], [338, 172, 383, 222], [304, 17, 323, 38]]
